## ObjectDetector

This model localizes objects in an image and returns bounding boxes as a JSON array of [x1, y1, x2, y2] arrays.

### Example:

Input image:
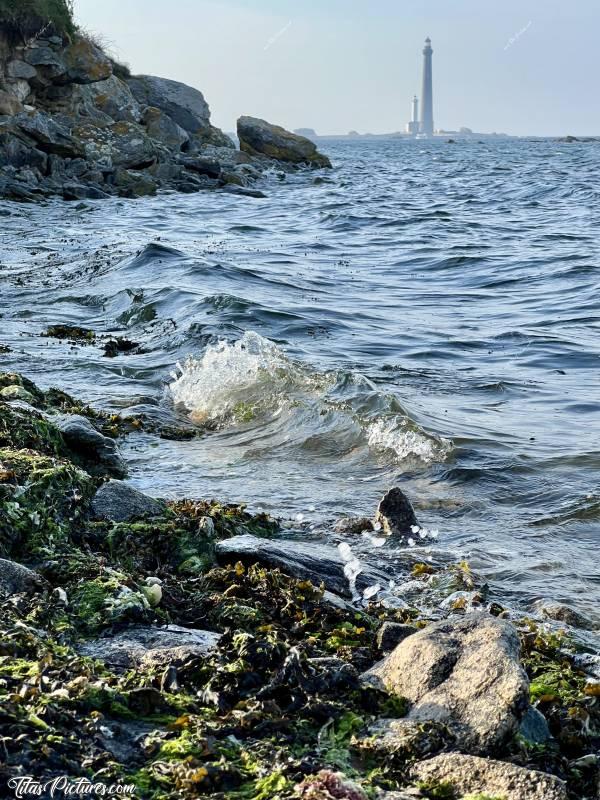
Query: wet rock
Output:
[[376, 622, 418, 652], [0, 90, 24, 116], [221, 184, 266, 198], [410, 753, 568, 800], [519, 706, 552, 744], [334, 516, 374, 535], [56, 415, 126, 477], [111, 167, 157, 198], [375, 487, 419, 537], [362, 612, 529, 754], [77, 624, 221, 669], [62, 182, 111, 201], [0, 558, 45, 596], [90, 480, 166, 522], [216, 534, 391, 598], [0, 385, 37, 403], [178, 154, 221, 178], [237, 116, 332, 167], [533, 599, 595, 631]]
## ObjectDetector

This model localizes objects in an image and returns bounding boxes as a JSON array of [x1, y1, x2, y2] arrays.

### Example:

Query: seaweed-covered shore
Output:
[[0, 371, 599, 800]]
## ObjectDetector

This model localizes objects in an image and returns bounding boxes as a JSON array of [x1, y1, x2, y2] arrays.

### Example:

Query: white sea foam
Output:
[[169, 331, 326, 425], [169, 331, 451, 465], [366, 416, 450, 464]]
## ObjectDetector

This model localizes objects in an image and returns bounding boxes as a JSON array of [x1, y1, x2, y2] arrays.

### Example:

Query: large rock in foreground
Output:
[[410, 754, 568, 800], [216, 534, 389, 598], [237, 116, 331, 167], [362, 612, 529, 754]]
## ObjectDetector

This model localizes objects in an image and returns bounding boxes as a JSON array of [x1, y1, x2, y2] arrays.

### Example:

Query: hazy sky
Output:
[[75, 0, 600, 136]]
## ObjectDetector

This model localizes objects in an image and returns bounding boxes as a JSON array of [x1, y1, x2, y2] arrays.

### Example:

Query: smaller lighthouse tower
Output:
[[406, 95, 419, 135]]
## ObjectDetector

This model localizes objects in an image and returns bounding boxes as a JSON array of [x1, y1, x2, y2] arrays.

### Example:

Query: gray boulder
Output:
[[7, 60, 38, 80], [362, 612, 529, 754], [0, 558, 45, 596], [76, 120, 157, 170], [74, 76, 141, 124], [56, 415, 126, 477], [216, 534, 390, 598], [374, 487, 419, 537], [78, 624, 221, 669], [127, 74, 231, 148], [237, 116, 332, 167], [0, 90, 24, 116], [410, 753, 568, 800], [15, 112, 85, 159], [90, 480, 166, 522], [142, 106, 188, 150]]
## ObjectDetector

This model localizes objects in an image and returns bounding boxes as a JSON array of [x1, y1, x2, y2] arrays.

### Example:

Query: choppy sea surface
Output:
[[1, 138, 599, 625]]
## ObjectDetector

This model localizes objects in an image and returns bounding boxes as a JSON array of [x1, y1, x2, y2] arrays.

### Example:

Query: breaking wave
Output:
[[168, 331, 450, 464]]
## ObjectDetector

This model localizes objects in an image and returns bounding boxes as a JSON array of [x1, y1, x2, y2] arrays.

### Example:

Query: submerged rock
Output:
[[77, 624, 221, 669], [216, 533, 390, 598], [410, 753, 568, 800], [237, 116, 332, 167], [0, 558, 45, 596], [55, 414, 126, 477], [90, 480, 166, 522], [374, 487, 419, 537], [533, 598, 595, 631], [362, 612, 529, 754]]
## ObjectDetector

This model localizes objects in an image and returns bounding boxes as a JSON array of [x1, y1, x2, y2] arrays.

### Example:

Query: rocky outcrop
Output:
[[127, 74, 231, 149], [237, 116, 332, 167], [410, 754, 568, 800], [362, 613, 530, 754], [216, 533, 390, 598], [375, 487, 419, 537], [1, 27, 329, 201]]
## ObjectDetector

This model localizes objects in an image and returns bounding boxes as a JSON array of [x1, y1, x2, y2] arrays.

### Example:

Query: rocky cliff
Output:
[[0, 9, 331, 202]]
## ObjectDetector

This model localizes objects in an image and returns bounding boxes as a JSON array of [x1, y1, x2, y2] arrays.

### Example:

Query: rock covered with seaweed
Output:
[[0, 371, 599, 799], [0, 1, 332, 201]]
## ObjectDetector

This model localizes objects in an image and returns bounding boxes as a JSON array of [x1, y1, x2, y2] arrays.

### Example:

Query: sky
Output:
[[75, 0, 600, 137]]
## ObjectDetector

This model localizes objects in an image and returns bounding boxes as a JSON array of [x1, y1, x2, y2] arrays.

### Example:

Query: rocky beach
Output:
[[1, 3, 599, 800]]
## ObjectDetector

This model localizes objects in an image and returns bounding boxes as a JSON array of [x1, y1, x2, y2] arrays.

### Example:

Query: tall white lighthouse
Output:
[[420, 37, 434, 137]]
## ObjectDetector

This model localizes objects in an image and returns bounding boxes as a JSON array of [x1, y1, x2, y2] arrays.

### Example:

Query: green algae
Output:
[[0, 372, 597, 800]]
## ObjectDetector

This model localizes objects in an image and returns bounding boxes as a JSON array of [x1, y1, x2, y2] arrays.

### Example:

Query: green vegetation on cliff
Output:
[[0, 0, 75, 41]]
